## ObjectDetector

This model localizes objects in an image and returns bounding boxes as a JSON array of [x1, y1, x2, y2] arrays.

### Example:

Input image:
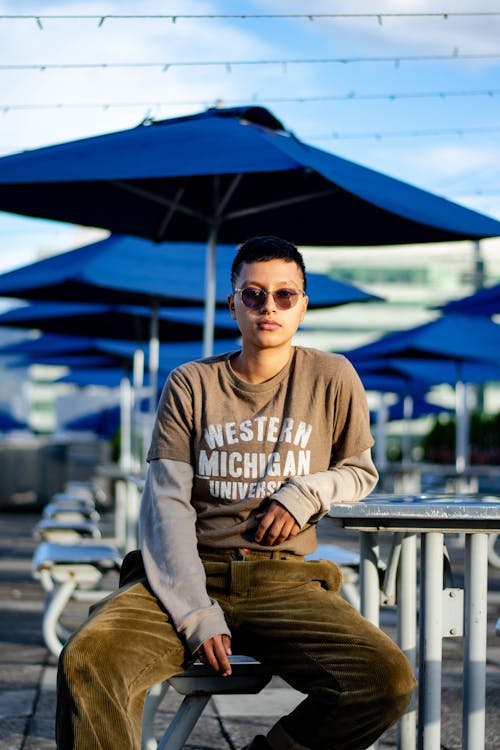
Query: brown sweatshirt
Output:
[[140, 347, 378, 652]]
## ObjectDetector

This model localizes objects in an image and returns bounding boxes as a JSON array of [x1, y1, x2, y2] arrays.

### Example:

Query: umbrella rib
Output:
[[216, 173, 243, 218], [156, 186, 186, 239], [224, 188, 338, 221], [112, 180, 207, 222]]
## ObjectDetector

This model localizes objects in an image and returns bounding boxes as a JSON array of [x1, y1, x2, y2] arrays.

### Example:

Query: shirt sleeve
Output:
[[139, 458, 231, 654], [269, 448, 379, 528]]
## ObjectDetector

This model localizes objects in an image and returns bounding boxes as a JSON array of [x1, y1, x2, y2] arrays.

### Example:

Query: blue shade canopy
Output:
[[0, 332, 117, 357], [0, 106, 498, 245], [0, 301, 237, 341], [354, 360, 431, 395], [63, 405, 121, 438], [0, 408, 28, 431], [439, 283, 500, 317], [56, 367, 142, 388], [370, 396, 452, 423], [97, 338, 241, 375], [356, 371, 422, 395], [383, 357, 500, 386], [354, 355, 500, 389], [0, 234, 379, 309], [0, 332, 130, 369], [8, 353, 117, 368], [345, 313, 500, 365], [0, 332, 239, 372]]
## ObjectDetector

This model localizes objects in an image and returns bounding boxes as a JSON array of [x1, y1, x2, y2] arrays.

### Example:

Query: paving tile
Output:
[[2, 510, 500, 750]]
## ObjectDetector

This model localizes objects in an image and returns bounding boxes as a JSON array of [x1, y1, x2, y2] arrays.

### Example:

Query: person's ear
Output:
[[299, 294, 309, 322], [228, 294, 236, 319]]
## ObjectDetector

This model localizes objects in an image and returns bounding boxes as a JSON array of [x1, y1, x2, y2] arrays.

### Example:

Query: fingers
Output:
[[197, 635, 232, 677], [254, 501, 300, 545]]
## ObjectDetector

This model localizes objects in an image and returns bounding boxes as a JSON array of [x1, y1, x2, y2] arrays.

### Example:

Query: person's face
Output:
[[227, 259, 308, 350]]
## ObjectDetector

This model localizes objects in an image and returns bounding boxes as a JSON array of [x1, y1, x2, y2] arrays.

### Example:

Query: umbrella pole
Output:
[[455, 379, 470, 474], [402, 394, 414, 463], [132, 348, 144, 471], [119, 376, 133, 472], [203, 226, 217, 358], [149, 303, 159, 415], [375, 393, 389, 473]]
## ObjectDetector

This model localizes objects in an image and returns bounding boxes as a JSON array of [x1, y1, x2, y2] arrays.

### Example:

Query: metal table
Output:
[[329, 493, 500, 750]]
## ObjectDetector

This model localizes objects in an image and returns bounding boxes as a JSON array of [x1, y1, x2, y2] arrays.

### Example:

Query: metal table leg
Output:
[[418, 532, 444, 750], [397, 533, 417, 750], [360, 531, 380, 626], [463, 532, 488, 750]]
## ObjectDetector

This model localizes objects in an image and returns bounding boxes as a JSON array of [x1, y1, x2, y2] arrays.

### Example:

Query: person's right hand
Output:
[[195, 634, 232, 676]]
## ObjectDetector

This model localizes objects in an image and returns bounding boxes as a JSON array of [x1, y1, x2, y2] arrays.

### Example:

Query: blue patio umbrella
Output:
[[0, 233, 379, 405], [0, 334, 121, 370], [354, 360, 432, 467], [439, 282, 500, 317], [63, 405, 121, 439], [381, 358, 500, 387], [367, 391, 453, 466], [0, 332, 152, 469], [0, 234, 379, 310], [346, 314, 500, 365], [370, 396, 452, 423], [0, 104, 497, 354], [56, 367, 139, 389], [345, 314, 500, 471], [0, 300, 238, 341], [0, 332, 240, 374], [96, 338, 241, 378], [0, 332, 129, 367], [0, 408, 28, 431]]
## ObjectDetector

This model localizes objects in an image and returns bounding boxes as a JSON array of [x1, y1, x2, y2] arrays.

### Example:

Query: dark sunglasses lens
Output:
[[241, 288, 266, 308], [274, 289, 298, 309]]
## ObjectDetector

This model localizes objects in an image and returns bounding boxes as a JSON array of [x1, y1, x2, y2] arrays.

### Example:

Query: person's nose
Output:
[[262, 290, 277, 312]]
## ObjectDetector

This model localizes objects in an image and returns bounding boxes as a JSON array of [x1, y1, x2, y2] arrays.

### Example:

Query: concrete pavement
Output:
[[1, 510, 500, 749]]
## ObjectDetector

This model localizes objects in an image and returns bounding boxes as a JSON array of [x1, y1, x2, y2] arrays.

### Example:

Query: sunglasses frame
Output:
[[233, 286, 305, 310]]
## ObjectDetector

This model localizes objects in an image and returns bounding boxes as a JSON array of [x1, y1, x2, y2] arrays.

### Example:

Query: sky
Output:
[[0, 0, 499, 273]]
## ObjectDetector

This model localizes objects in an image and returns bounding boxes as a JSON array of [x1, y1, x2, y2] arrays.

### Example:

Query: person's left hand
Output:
[[254, 500, 300, 545]]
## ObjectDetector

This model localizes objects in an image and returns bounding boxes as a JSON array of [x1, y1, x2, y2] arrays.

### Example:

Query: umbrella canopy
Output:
[[56, 367, 147, 389], [0, 301, 237, 341], [346, 313, 500, 365], [62, 405, 121, 439], [0, 332, 126, 360], [345, 314, 500, 471], [0, 234, 379, 309], [354, 359, 432, 468], [0, 332, 134, 373], [370, 396, 452, 423], [381, 357, 500, 386], [0, 104, 497, 353], [96, 338, 241, 376], [0, 332, 240, 372], [0, 408, 28, 431], [0, 106, 498, 245], [439, 283, 500, 317], [356, 371, 423, 395]]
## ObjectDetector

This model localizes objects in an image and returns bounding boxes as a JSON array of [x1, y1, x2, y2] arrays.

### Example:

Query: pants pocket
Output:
[[306, 559, 342, 593]]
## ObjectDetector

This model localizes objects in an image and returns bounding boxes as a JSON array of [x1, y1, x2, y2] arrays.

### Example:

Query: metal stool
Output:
[[32, 541, 122, 656], [141, 656, 272, 750]]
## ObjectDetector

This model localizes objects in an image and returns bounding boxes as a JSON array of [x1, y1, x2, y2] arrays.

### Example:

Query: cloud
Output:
[[405, 143, 497, 179]]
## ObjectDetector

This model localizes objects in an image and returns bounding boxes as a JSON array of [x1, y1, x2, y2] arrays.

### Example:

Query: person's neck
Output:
[[232, 345, 293, 384]]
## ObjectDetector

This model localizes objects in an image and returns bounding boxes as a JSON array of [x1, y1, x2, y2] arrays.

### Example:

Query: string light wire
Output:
[[0, 51, 500, 72], [1, 12, 500, 25], [1, 87, 500, 113]]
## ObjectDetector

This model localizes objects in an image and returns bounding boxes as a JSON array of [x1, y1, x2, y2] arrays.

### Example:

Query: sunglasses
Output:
[[234, 286, 305, 310]]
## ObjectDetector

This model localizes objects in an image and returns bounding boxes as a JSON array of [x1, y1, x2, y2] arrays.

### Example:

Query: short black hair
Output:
[[231, 236, 307, 291]]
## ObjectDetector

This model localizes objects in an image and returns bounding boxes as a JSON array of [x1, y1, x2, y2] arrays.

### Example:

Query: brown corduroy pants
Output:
[[56, 549, 415, 750]]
